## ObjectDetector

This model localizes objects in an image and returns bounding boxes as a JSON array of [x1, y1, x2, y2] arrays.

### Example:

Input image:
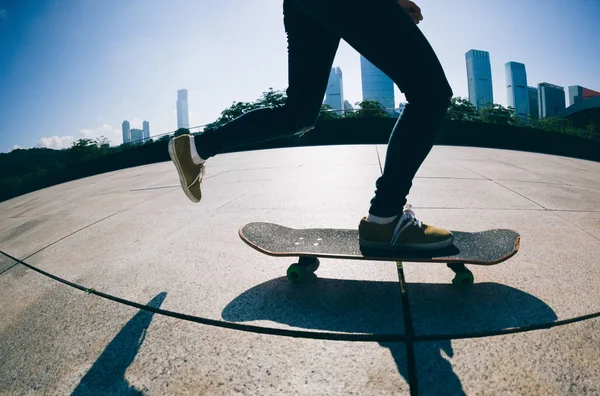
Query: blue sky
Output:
[[1, 0, 599, 153]]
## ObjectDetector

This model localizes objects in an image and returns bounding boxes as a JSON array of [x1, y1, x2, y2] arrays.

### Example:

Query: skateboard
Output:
[[239, 222, 520, 288]]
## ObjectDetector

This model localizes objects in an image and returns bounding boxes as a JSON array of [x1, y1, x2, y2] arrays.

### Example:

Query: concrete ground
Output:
[[1, 144, 599, 395]]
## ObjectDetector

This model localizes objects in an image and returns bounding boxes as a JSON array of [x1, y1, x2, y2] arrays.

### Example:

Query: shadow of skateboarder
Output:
[[72, 292, 167, 396], [222, 278, 557, 394]]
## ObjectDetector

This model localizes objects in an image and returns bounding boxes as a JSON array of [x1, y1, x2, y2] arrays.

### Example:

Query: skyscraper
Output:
[[505, 62, 529, 120], [568, 85, 600, 106], [528, 87, 539, 121], [466, 50, 493, 111], [177, 89, 190, 129], [130, 129, 143, 142], [538, 83, 566, 119], [143, 121, 150, 140], [122, 120, 131, 144], [343, 100, 353, 111], [360, 55, 395, 113], [325, 67, 344, 116]]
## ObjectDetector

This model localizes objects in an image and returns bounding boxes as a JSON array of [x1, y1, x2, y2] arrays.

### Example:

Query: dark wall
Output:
[[436, 120, 600, 161], [232, 119, 600, 162]]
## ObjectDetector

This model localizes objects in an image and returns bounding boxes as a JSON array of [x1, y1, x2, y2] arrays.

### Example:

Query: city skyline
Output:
[[569, 85, 600, 106], [360, 55, 395, 113], [538, 83, 566, 119], [324, 67, 344, 115], [466, 49, 494, 111], [1, 0, 599, 152], [121, 119, 150, 144], [176, 89, 190, 130], [505, 62, 529, 120], [121, 121, 130, 145], [328, 52, 596, 122], [528, 87, 539, 120]]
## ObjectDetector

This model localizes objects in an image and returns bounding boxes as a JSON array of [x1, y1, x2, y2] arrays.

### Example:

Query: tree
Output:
[[583, 119, 599, 140], [523, 114, 541, 129], [174, 128, 190, 137], [318, 104, 342, 120], [206, 88, 288, 129], [535, 116, 597, 139], [446, 97, 481, 122], [69, 138, 100, 161], [344, 100, 389, 119], [211, 101, 260, 127], [538, 116, 572, 133], [255, 87, 287, 108], [95, 136, 111, 150], [480, 103, 518, 126]]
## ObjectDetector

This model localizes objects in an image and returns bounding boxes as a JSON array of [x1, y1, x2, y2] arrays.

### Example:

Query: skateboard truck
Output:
[[286, 256, 320, 283], [287, 256, 474, 289], [446, 262, 474, 288]]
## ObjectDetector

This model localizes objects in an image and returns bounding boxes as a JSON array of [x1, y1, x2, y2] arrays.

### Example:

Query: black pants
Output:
[[195, 0, 453, 217]]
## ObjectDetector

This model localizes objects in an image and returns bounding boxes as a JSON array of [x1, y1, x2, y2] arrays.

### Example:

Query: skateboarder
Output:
[[169, 0, 454, 251]]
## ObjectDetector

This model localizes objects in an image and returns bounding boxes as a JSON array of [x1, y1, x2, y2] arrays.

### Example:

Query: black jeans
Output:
[[195, 0, 453, 217]]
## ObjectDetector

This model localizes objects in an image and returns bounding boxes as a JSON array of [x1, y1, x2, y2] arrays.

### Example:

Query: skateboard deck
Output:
[[239, 222, 520, 287]]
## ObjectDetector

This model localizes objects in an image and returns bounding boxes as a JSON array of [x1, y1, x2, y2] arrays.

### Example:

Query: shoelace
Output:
[[390, 204, 423, 244], [187, 166, 206, 188], [293, 125, 314, 137]]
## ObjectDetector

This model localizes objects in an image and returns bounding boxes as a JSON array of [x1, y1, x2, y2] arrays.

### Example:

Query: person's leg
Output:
[[193, 0, 341, 160], [289, 0, 453, 217], [168, 0, 340, 203], [286, 0, 453, 249]]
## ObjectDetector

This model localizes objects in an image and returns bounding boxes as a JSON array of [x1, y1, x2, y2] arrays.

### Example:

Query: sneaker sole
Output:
[[168, 138, 202, 203], [359, 235, 454, 251]]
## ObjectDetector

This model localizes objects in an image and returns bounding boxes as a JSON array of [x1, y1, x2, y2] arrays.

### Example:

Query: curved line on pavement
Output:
[[2, 250, 599, 343]]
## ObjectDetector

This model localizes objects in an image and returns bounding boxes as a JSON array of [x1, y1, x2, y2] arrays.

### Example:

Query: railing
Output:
[[121, 124, 206, 146], [120, 108, 407, 146], [320, 107, 405, 115]]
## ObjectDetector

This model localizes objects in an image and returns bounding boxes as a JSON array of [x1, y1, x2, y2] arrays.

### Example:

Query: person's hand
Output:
[[397, 0, 423, 24]]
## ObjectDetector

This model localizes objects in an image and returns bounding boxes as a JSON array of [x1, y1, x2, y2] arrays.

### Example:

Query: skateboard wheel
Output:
[[452, 270, 474, 289], [287, 264, 306, 283]]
